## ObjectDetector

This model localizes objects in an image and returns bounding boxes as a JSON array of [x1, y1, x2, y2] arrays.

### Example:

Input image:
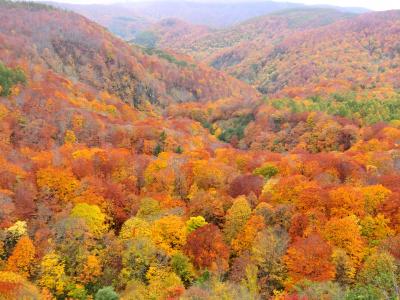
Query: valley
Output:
[[0, 1, 399, 299]]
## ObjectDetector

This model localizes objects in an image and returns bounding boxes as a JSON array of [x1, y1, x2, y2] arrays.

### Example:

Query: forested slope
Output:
[[0, 0, 258, 111], [0, 2, 399, 300], [160, 9, 400, 99]]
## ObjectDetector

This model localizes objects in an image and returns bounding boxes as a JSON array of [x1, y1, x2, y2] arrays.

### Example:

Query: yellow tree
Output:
[[0, 271, 40, 299], [224, 196, 251, 242], [146, 265, 184, 299], [186, 216, 207, 233], [119, 217, 151, 240], [144, 153, 175, 194], [323, 215, 365, 268], [231, 215, 265, 255], [151, 215, 187, 255], [64, 130, 77, 144], [361, 185, 391, 215], [269, 175, 317, 205], [38, 252, 68, 297], [360, 214, 394, 246], [331, 248, 356, 285], [79, 255, 102, 284], [329, 186, 365, 218], [36, 166, 79, 203], [192, 160, 224, 190], [70, 203, 108, 236]]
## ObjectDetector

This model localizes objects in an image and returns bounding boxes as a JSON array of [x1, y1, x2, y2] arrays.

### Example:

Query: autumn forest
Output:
[[0, 0, 399, 299]]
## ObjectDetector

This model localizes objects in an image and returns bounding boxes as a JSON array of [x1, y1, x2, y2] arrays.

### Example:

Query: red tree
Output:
[[185, 224, 229, 272], [284, 233, 335, 282]]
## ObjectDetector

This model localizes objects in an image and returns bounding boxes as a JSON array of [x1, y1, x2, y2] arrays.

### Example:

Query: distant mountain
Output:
[[48, 1, 369, 41], [132, 18, 213, 49], [157, 8, 400, 98], [315, 4, 369, 14], [117, 1, 307, 27], [153, 8, 355, 56], [46, 2, 151, 40], [50, 1, 304, 30]]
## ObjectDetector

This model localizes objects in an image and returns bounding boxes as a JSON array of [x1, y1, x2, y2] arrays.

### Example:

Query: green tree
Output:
[[171, 253, 195, 287], [95, 286, 119, 300], [186, 216, 207, 233], [253, 163, 279, 180], [345, 285, 382, 300], [0, 61, 26, 96], [357, 252, 399, 299], [120, 237, 157, 284], [293, 281, 345, 300]]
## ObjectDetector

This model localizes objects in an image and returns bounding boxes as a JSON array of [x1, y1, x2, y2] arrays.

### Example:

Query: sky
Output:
[[43, 0, 400, 11], [280, 0, 400, 11]]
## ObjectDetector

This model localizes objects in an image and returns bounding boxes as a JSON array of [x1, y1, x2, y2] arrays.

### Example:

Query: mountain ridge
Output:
[[46, 0, 369, 41], [151, 8, 400, 98], [0, 0, 258, 111]]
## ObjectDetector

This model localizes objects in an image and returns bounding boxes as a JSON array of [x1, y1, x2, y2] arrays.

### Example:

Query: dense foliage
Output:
[[269, 94, 400, 125], [0, 2, 399, 300], [153, 8, 400, 101]]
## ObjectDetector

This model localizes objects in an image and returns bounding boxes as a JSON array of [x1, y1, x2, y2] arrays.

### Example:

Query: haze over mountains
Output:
[[50, 0, 369, 38], [51, 0, 400, 99]]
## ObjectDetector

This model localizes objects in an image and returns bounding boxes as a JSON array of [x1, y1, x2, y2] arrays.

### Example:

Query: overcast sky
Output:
[[283, 0, 400, 11], [44, 0, 400, 11]]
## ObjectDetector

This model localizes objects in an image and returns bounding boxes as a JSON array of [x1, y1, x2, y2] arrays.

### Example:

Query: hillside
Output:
[[0, 1, 400, 300], [254, 10, 400, 97], [51, 1, 368, 40], [0, 0, 258, 111], [52, 1, 305, 31], [161, 8, 400, 98], [132, 18, 212, 49], [49, 2, 152, 40], [157, 8, 353, 58]]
